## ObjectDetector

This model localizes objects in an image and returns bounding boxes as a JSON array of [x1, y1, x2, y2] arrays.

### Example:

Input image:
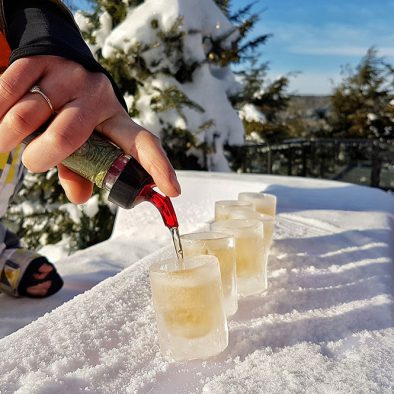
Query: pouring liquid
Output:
[[139, 185, 184, 265]]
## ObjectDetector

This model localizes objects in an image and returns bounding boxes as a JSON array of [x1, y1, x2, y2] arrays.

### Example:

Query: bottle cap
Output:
[[108, 157, 154, 209]]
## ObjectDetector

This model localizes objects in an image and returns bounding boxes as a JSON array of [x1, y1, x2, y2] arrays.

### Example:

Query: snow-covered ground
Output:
[[0, 171, 393, 393]]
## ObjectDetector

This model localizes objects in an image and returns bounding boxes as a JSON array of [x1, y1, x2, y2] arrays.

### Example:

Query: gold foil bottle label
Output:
[[62, 133, 122, 188]]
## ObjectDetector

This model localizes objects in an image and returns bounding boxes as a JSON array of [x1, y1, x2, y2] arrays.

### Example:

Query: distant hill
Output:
[[289, 95, 331, 118]]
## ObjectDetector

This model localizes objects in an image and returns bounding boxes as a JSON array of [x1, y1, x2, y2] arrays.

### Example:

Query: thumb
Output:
[[96, 114, 181, 197]]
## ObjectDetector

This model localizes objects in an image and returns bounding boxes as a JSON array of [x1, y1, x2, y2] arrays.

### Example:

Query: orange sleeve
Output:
[[0, 32, 10, 72]]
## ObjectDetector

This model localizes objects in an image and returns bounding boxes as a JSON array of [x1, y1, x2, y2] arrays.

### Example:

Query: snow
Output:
[[91, 11, 113, 56], [59, 203, 82, 224], [0, 172, 393, 393], [20, 201, 36, 216], [74, 11, 92, 33], [101, 0, 236, 58], [367, 113, 378, 122], [39, 235, 72, 262], [81, 194, 100, 218], [239, 103, 267, 123]]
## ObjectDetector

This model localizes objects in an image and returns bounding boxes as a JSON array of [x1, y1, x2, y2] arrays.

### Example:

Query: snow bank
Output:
[[0, 172, 393, 393]]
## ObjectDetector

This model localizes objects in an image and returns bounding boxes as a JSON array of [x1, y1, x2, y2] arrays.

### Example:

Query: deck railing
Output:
[[229, 138, 394, 190]]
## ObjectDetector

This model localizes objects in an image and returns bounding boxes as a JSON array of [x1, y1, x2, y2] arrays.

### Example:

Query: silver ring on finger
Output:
[[29, 85, 55, 114]]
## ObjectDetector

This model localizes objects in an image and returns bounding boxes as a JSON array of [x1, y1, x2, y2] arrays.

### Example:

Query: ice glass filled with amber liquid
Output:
[[229, 209, 275, 248], [228, 209, 275, 286], [211, 219, 266, 296], [149, 255, 228, 361], [238, 192, 277, 217], [181, 232, 238, 317], [214, 200, 254, 221]]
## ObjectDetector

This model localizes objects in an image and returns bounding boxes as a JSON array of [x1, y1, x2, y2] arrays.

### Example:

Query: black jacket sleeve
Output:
[[3, 0, 127, 110]]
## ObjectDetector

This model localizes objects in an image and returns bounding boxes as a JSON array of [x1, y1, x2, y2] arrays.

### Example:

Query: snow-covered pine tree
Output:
[[236, 61, 292, 145], [5, 169, 116, 253], [76, 0, 261, 171]]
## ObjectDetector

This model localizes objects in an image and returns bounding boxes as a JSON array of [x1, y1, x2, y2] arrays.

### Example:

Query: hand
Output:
[[0, 55, 181, 203]]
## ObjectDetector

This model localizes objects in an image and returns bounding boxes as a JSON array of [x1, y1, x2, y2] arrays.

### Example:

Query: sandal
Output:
[[0, 247, 63, 298]]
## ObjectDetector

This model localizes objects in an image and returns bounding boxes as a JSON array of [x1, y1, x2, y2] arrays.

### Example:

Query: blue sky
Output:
[[73, 0, 394, 95], [233, 0, 394, 95]]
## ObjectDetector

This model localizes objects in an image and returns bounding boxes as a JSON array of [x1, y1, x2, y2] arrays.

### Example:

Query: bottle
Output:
[[23, 130, 177, 225], [23, 130, 183, 259]]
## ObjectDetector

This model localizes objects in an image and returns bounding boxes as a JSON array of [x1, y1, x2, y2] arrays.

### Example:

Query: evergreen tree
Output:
[[5, 170, 115, 254], [216, 1, 294, 145], [77, 0, 276, 170], [214, 0, 231, 15], [330, 48, 394, 140], [235, 61, 292, 144]]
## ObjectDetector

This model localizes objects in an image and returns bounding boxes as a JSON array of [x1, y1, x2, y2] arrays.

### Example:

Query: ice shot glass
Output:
[[149, 255, 228, 361], [214, 200, 254, 221], [228, 209, 275, 289], [229, 209, 275, 248], [238, 192, 277, 217], [211, 219, 266, 296], [181, 232, 238, 317]]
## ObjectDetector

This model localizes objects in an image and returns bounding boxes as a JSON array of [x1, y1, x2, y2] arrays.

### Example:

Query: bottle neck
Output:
[[107, 155, 154, 209], [103, 153, 130, 192]]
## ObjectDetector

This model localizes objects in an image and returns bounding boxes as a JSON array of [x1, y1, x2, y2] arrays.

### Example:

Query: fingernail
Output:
[[171, 172, 181, 194]]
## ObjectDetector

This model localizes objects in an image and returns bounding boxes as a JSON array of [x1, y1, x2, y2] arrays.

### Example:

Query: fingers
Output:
[[0, 58, 51, 152], [0, 58, 46, 119], [26, 281, 51, 296], [0, 56, 113, 153], [57, 164, 93, 204], [97, 115, 181, 197], [33, 263, 53, 280], [28, 262, 54, 296], [0, 90, 53, 152], [21, 104, 99, 171]]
